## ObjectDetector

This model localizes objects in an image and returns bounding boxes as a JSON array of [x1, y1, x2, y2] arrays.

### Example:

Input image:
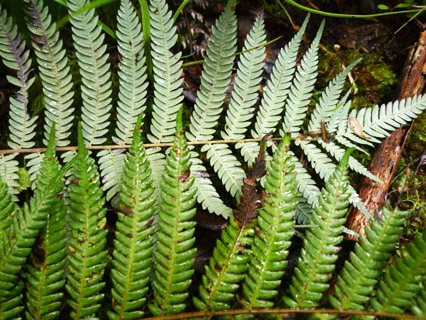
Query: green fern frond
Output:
[[0, 283, 24, 319], [281, 20, 324, 136], [187, 0, 237, 142], [308, 60, 359, 132], [0, 4, 37, 150], [0, 154, 19, 197], [109, 115, 156, 320], [0, 173, 15, 233], [149, 111, 197, 316], [371, 231, 426, 314], [283, 148, 352, 308], [66, 123, 108, 319], [329, 205, 409, 311], [348, 94, 426, 144], [0, 125, 66, 301], [68, 0, 112, 145], [25, 197, 67, 320], [190, 152, 233, 219], [193, 138, 268, 314], [148, 0, 183, 144], [24, 0, 74, 147], [240, 135, 298, 311], [113, 0, 148, 145], [412, 282, 425, 317]]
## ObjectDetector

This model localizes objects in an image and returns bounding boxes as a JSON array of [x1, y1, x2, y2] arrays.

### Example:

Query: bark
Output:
[[346, 28, 426, 241]]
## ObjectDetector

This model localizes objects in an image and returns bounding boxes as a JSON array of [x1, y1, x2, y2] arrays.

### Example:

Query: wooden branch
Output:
[[346, 28, 426, 240]]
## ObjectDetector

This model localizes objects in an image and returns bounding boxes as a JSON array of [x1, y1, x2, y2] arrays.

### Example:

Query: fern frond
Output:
[[149, 111, 197, 316], [203, 144, 245, 197], [222, 13, 266, 140], [412, 282, 425, 317], [349, 94, 426, 144], [371, 231, 426, 314], [327, 97, 350, 134], [281, 20, 324, 136], [25, 197, 67, 320], [295, 140, 335, 180], [113, 0, 148, 145], [251, 15, 309, 139], [25, 152, 44, 185], [0, 4, 37, 150], [97, 149, 126, 201], [68, 0, 112, 145], [0, 126, 66, 301], [0, 283, 24, 319], [193, 138, 267, 313], [283, 148, 352, 308], [187, 0, 237, 142], [0, 173, 15, 233], [329, 205, 409, 311], [240, 135, 298, 310], [66, 124, 108, 319], [24, 0, 74, 147], [308, 60, 359, 132], [147, 0, 183, 143], [318, 140, 382, 183], [0, 154, 19, 197], [190, 152, 233, 219], [146, 147, 166, 203], [109, 116, 156, 320]]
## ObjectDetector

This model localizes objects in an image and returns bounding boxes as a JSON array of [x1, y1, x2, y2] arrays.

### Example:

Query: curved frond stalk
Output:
[[318, 140, 382, 183], [0, 5, 37, 150], [349, 94, 426, 144], [66, 124, 108, 319], [281, 20, 324, 137], [149, 112, 197, 316], [307, 59, 359, 132], [0, 154, 19, 197], [283, 148, 352, 308], [329, 205, 409, 311], [251, 15, 309, 139], [24, 0, 74, 147], [190, 151, 233, 219], [148, 0, 184, 143], [240, 135, 298, 311], [412, 282, 425, 317], [371, 231, 426, 314], [202, 144, 245, 198], [25, 197, 67, 320], [222, 13, 266, 140], [97, 149, 126, 201], [187, 0, 237, 142], [113, 0, 148, 145], [109, 116, 156, 320], [68, 0, 112, 146], [193, 138, 267, 314], [0, 126, 66, 301], [0, 283, 24, 320]]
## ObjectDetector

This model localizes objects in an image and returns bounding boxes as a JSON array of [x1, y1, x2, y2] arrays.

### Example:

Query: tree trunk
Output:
[[346, 28, 426, 241]]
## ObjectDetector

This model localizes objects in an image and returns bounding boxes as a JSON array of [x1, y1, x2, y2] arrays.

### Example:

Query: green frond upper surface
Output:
[[187, 0, 237, 142], [25, 0, 74, 147], [283, 148, 352, 308], [149, 113, 197, 316], [113, 0, 148, 146], [66, 124, 108, 319], [68, 0, 112, 145], [371, 231, 426, 314], [109, 116, 156, 320], [240, 135, 298, 310], [330, 205, 409, 311], [0, 174, 14, 233], [0, 4, 37, 150]]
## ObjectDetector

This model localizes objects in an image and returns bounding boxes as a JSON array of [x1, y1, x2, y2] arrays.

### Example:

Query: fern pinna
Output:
[[109, 115, 156, 320], [149, 110, 197, 316], [66, 124, 108, 319], [283, 148, 353, 309], [193, 137, 268, 314], [239, 135, 298, 312]]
